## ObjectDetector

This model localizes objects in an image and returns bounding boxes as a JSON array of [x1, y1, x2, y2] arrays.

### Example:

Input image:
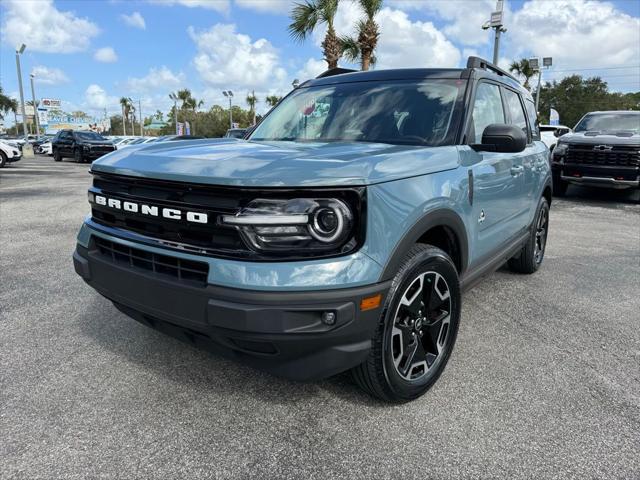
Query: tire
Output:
[[0, 151, 7, 168], [552, 172, 568, 197], [508, 196, 549, 274], [74, 148, 83, 163], [352, 244, 461, 402], [53, 149, 62, 162]]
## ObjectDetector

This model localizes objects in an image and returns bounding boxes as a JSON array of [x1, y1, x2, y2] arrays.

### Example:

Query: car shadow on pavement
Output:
[[557, 184, 639, 207], [78, 295, 386, 407]]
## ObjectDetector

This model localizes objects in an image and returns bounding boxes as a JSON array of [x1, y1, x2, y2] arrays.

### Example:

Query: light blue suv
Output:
[[73, 57, 551, 402]]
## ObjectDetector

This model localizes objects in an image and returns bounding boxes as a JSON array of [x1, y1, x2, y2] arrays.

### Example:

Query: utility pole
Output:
[[223, 90, 234, 129], [138, 98, 143, 136], [482, 0, 507, 65], [15, 44, 28, 139], [29, 73, 40, 139]]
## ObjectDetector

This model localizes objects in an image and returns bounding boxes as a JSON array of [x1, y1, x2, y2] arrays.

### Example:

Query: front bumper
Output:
[[552, 161, 639, 189], [73, 243, 390, 381]]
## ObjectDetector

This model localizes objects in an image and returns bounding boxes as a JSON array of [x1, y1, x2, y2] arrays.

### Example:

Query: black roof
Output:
[[305, 56, 528, 96]]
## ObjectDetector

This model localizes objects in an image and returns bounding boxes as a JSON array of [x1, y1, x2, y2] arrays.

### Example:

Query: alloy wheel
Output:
[[390, 271, 452, 381], [534, 206, 548, 264]]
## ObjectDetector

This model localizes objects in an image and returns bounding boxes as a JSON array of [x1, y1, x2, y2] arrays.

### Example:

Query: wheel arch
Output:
[[379, 209, 469, 281]]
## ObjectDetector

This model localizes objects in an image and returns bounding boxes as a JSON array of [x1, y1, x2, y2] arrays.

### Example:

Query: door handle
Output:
[[510, 166, 524, 176]]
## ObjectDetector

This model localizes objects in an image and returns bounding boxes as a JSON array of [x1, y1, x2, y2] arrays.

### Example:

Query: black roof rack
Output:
[[466, 56, 518, 82], [316, 67, 358, 79]]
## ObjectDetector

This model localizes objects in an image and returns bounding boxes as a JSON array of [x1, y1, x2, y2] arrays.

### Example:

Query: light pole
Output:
[[530, 57, 552, 113], [292, 79, 300, 89], [15, 43, 28, 139], [29, 73, 40, 140], [170, 92, 178, 134], [222, 90, 233, 129], [482, 0, 507, 65]]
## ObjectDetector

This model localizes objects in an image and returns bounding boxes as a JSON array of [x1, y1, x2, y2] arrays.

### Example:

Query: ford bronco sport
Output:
[[73, 57, 552, 402]]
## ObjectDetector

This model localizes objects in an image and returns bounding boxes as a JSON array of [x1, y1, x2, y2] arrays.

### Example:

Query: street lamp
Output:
[[482, 0, 507, 65], [15, 43, 28, 139], [292, 79, 300, 89], [222, 90, 233, 129], [530, 57, 552, 112], [29, 73, 40, 140]]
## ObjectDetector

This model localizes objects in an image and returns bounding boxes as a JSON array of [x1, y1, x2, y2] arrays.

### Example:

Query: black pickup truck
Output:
[[551, 111, 640, 200], [52, 130, 116, 163]]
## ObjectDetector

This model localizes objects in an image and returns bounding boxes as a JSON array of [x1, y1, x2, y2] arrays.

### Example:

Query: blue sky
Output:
[[1, 0, 639, 124]]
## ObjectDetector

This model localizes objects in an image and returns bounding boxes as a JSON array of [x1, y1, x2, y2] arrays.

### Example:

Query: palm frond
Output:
[[359, 0, 383, 19], [288, 1, 320, 42], [339, 35, 360, 62]]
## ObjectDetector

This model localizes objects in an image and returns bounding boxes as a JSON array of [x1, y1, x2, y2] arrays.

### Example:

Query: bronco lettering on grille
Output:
[[93, 194, 208, 224]]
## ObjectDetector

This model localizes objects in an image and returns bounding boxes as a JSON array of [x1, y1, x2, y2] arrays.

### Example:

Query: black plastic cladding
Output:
[[89, 171, 367, 262]]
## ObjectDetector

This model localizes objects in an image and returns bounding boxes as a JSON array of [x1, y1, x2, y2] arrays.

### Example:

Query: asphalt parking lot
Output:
[[1, 156, 639, 479]]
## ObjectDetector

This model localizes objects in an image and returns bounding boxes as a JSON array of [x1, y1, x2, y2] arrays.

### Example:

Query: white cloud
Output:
[[126, 67, 186, 93], [188, 23, 288, 89], [84, 84, 118, 111], [509, 0, 640, 68], [121, 11, 146, 29], [295, 58, 327, 83], [375, 8, 461, 69], [94, 47, 118, 63], [31, 66, 69, 85], [148, 0, 230, 13], [234, 0, 294, 14], [1, 0, 99, 53]]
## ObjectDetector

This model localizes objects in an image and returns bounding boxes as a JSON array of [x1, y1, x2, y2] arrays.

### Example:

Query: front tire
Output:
[[0, 151, 7, 168], [508, 196, 549, 274], [552, 172, 568, 197], [352, 244, 461, 402], [53, 149, 62, 162]]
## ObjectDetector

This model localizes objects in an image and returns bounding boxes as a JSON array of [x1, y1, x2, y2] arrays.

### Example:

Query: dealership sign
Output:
[[46, 112, 111, 134], [40, 98, 62, 109]]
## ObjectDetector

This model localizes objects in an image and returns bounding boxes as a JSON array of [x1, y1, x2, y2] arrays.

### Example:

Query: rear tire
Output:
[[53, 149, 62, 162], [508, 197, 549, 274], [351, 244, 461, 402], [0, 151, 7, 168]]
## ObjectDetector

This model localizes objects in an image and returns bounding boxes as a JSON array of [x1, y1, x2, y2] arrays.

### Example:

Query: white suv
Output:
[[0, 141, 22, 168]]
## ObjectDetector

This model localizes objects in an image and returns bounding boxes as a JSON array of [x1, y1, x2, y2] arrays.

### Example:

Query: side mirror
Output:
[[474, 124, 527, 153], [553, 127, 570, 138]]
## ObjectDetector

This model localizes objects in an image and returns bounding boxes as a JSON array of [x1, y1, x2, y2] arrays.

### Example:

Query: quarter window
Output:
[[470, 82, 505, 144], [503, 89, 528, 140], [524, 99, 541, 140]]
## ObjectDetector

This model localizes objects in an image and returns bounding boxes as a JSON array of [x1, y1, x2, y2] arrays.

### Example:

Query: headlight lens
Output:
[[554, 142, 568, 156], [222, 198, 355, 254]]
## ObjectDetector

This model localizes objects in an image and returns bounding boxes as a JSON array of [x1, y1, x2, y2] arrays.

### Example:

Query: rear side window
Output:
[[470, 82, 505, 144], [503, 89, 528, 141], [524, 99, 540, 140]]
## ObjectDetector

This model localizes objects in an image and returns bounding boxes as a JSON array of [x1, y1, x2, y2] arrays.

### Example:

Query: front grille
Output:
[[89, 171, 365, 261], [565, 144, 640, 167], [94, 237, 208, 285]]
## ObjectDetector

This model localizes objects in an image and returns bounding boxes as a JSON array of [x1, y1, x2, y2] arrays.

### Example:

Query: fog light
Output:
[[321, 311, 336, 325]]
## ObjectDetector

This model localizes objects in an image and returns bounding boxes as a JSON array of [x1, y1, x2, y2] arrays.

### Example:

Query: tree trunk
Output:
[[362, 54, 371, 71], [322, 25, 341, 69], [122, 108, 126, 135]]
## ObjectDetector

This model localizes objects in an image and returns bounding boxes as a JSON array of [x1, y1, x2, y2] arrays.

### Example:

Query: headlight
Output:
[[554, 142, 568, 156], [222, 197, 357, 255]]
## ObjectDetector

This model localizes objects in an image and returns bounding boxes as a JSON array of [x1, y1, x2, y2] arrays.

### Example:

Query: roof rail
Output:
[[466, 56, 518, 82], [316, 67, 358, 79]]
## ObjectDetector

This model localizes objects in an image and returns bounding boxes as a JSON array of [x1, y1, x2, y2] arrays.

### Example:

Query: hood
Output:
[[560, 131, 640, 146], [91, 138, 459, 187], [82, 139, 114, 146]]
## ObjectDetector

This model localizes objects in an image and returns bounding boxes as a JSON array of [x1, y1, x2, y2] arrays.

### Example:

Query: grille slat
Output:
[[94, 237, 208, 286], [565, 145, 640, 167]]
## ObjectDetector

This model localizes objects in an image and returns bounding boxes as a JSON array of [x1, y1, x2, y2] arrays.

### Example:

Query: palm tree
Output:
[[0, 86, 18, 121], [265, 95, 282, 108], [129, 103, 136, 135], [119, 97, 131, 135], [509, 59, 536, 91], [339, 0, 382, 71], [246, 91, 258, 125], [289, 0, 341, 69]]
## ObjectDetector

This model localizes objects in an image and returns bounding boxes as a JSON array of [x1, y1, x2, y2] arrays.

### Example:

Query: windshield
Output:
[[76, 131, 107, 141], [249, 80, 465, 146], [574, 113, 640, 133]]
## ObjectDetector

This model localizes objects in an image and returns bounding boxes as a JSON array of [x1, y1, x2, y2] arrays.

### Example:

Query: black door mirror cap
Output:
[[473, 124, 527, 153], [553, 127, 570, 137]]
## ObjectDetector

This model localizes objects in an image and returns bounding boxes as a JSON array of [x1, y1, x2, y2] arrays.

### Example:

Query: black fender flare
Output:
[[379, 209, 469, 281]]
